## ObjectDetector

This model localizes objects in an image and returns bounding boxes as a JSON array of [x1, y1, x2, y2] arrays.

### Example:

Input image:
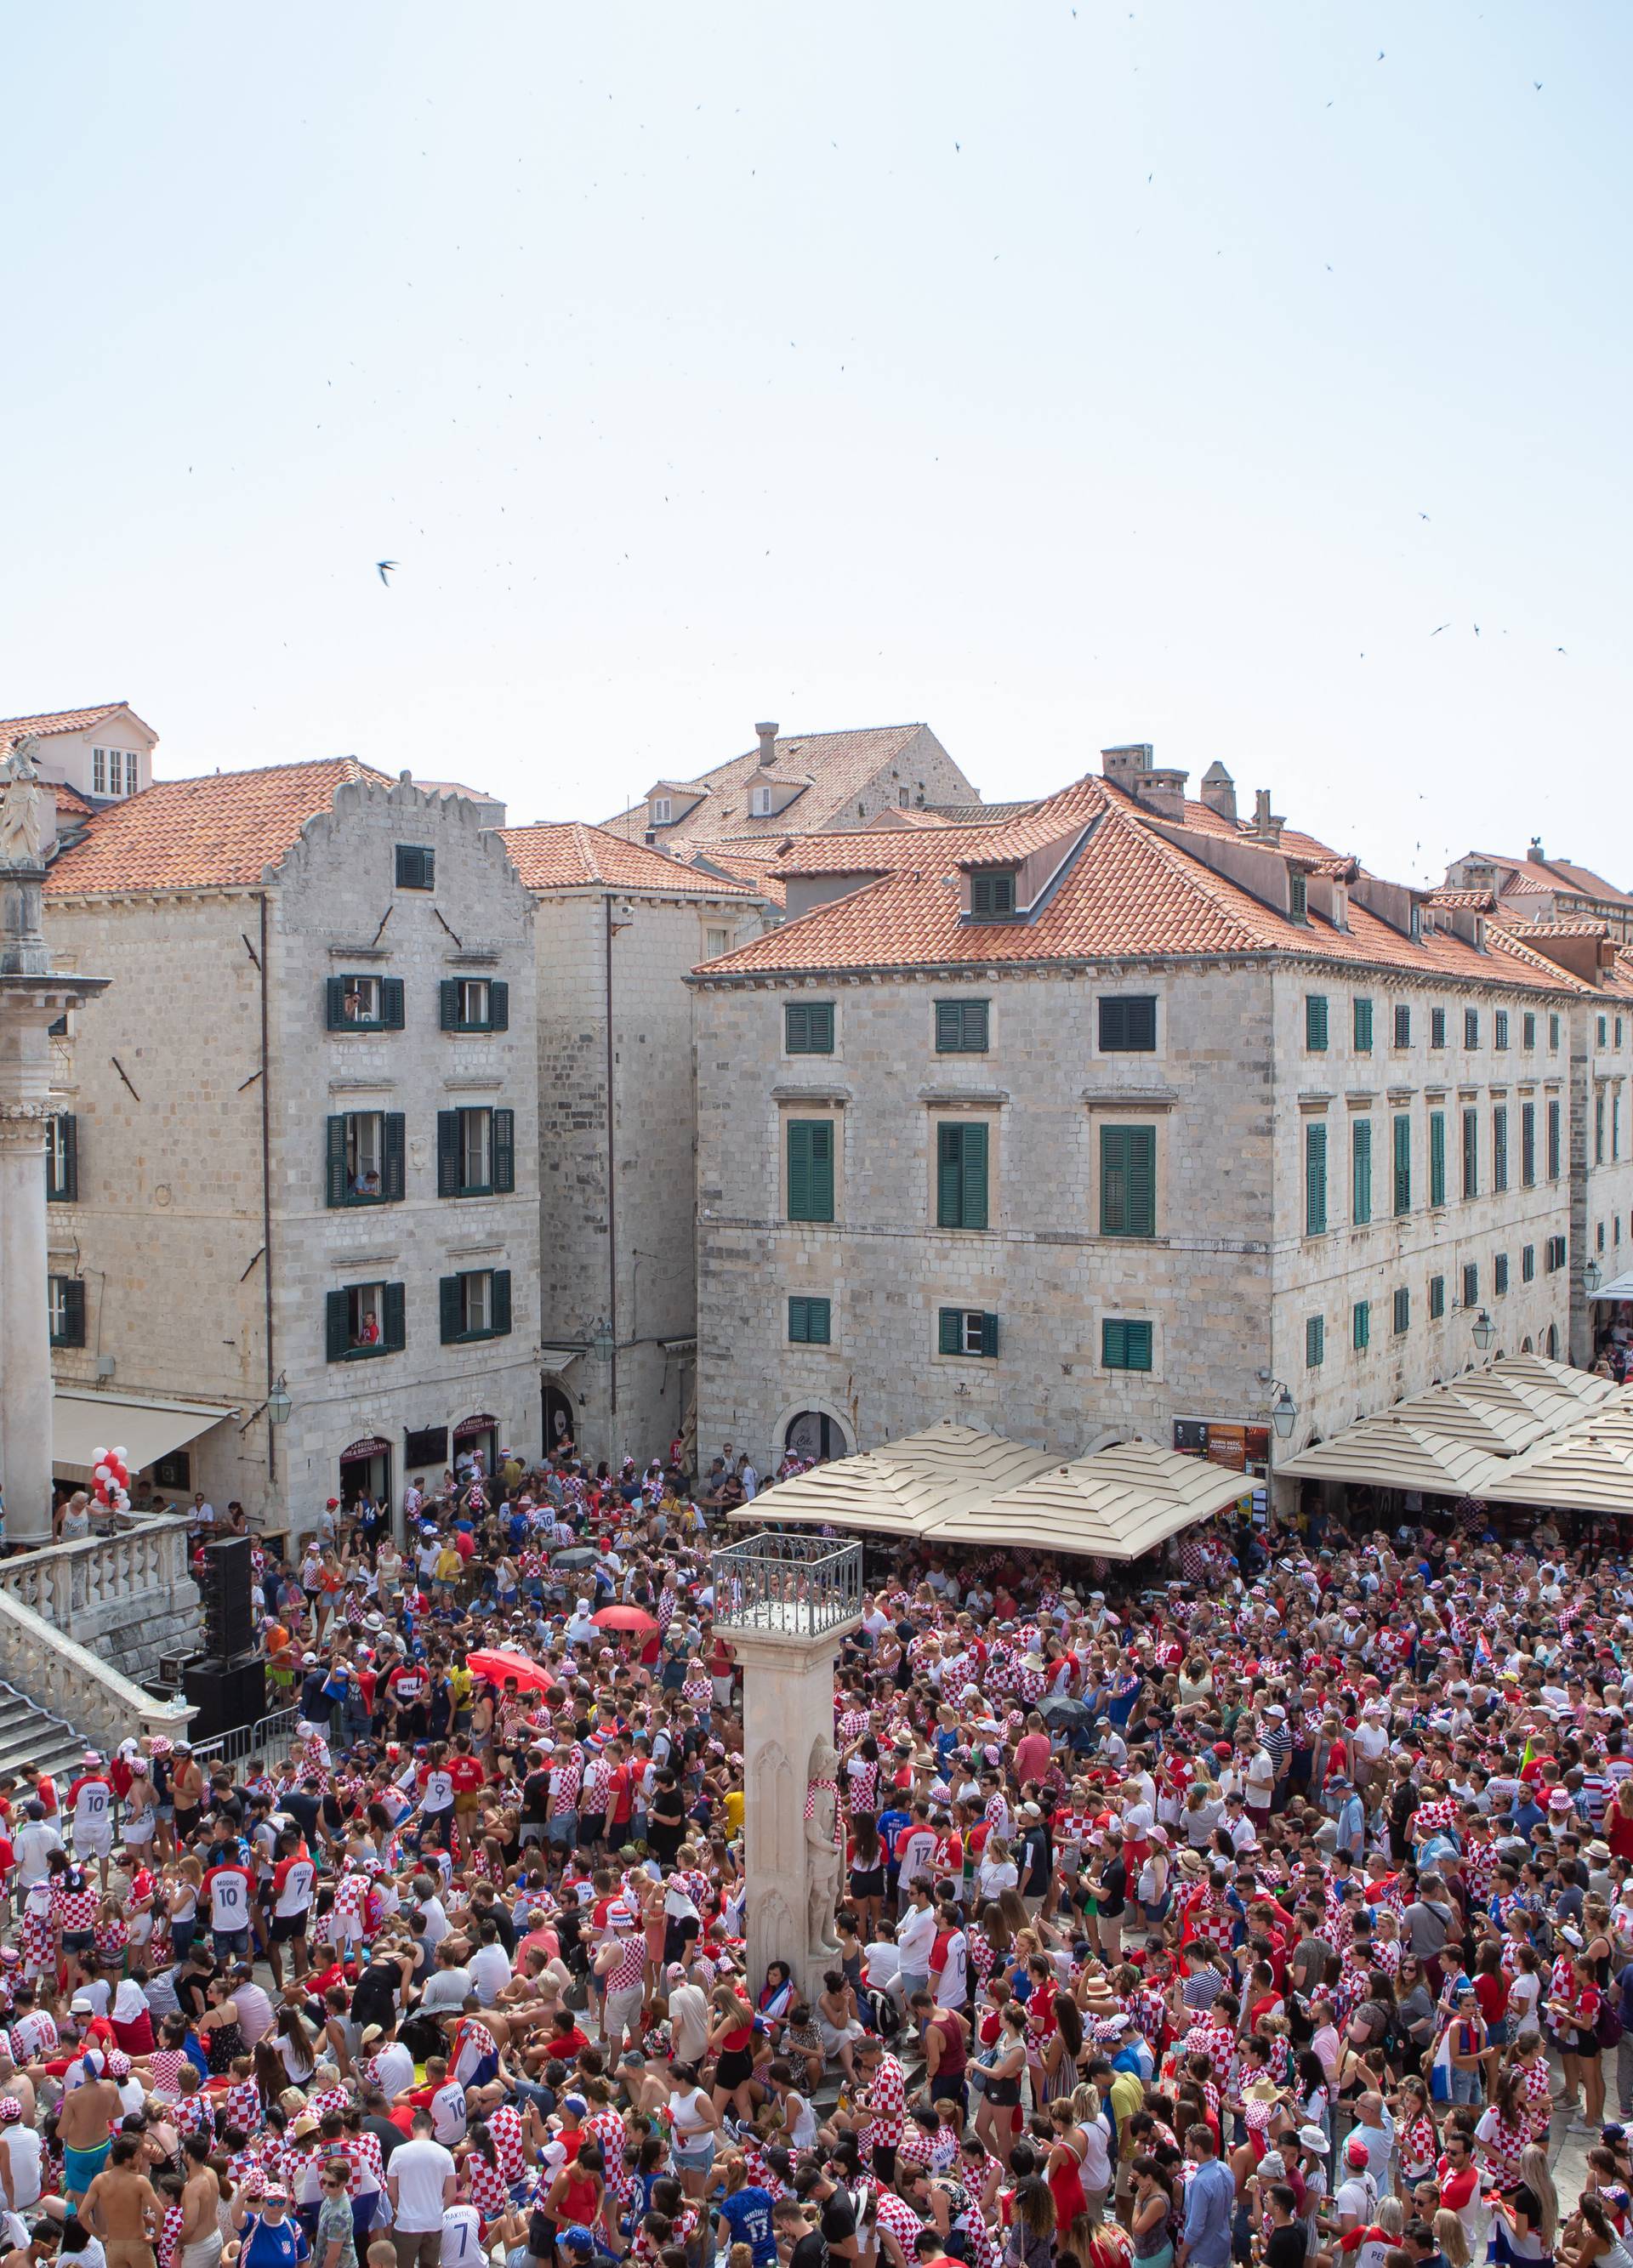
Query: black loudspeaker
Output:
[[200, 1537, 254, 1660], [183, 1656, 266, 1741]]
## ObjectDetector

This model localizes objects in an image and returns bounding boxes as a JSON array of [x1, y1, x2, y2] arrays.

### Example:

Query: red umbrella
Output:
[[466, 1647, 555, 1692], [591, 1605, 658, 1634]]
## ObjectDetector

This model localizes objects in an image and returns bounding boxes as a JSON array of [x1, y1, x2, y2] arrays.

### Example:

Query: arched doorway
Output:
[[339, 1434, 391, 1517], [542, 1374, 577, 1458], [1522, 1337, 1534, 1354], [452, 1411, 498, 1483], [1546, 1323, 1560, 1359], [782, 1407, 852, 1464]]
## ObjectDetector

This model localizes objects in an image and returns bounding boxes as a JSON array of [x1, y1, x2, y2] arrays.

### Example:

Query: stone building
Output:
[[691, 746, 1633, 1492], [1445, 843, 1633, 941], [41, 760, 540, 1535], [498, 821, 772, 1465]]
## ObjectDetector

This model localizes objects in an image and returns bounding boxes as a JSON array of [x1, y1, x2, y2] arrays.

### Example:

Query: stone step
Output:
[[0, 1679, 90, 1786]]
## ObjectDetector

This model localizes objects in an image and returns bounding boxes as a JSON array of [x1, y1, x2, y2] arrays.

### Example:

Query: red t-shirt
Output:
[[449, 1757, 486, 1795]]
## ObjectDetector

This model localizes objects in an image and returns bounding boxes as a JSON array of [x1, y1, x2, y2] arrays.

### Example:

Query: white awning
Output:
[[1590, 1271, 1633, 1302], [537, 1346, 584, 1369], [53, 1390, 237, 1476]]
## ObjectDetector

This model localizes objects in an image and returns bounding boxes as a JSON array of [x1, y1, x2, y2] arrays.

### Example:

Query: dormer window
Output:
[[92, 748, 139, 799], [750, 785, 774, 817], [1409, 901, 1424, 943], [970, 870, 1016, 918], [1288, 872, 1308, 924], [650, 797, 672, 827]]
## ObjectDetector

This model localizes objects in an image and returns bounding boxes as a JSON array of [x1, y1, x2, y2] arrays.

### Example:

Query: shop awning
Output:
[[1482, 1425, 1633, 1512], [1383, 1378, 1551, 1457], [879, 1421, 1061, 1492], [1274, 1418, 1506, 1496], [1590, 1271, 1633, 1303], [736, 1452, 992, 1538], [53, 1389, 236, 1476], [537, 1346, 584, 1369], [920, 1440, 1259, 1560]]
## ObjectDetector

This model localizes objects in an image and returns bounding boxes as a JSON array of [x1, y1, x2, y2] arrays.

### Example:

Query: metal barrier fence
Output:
[[709, 1529, 862, 1637], [189, 1703, 301, 1771]]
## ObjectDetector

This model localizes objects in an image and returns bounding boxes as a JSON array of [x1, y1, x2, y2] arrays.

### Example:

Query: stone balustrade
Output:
[[0, 1583, 193, 1750], [0, 1515, 202, 1685]]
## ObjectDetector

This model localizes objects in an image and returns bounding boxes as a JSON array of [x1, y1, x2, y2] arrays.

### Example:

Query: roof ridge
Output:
[[1106, 801, 1279, 949]]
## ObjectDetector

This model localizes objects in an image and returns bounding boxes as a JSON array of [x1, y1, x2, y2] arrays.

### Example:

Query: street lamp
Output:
[[1585, 1256, 1603, 1297], [589, 1319, 615, 1367], [1471, 1309, 1497, 1354], [267, 1373, 293, 1426], [1270, 1384, 1298, 1441]]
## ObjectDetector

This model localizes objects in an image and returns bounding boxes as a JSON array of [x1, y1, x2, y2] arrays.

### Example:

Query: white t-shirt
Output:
[[2, 2127, 42, 2208], [390, 2137, 458, 2231], [430, 2079, 467, 2146], [468, 1943, 512, 2002], [441, 2206, 483, 2268]]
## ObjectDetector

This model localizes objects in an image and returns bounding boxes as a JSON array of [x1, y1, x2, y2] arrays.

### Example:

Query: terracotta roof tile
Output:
[[1430, 888, 1497, 910], [0, 702, 147, 747], [682, 850, 788, 907], [52, 784, 91, 818], [1471, 849, 1633, 907], [600, 722, 956, 844], [44, 758, 390, 895], [498, 821, 755, 895]]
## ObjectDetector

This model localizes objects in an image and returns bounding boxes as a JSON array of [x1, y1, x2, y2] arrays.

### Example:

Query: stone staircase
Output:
[[0, 1678, 91, 1783]]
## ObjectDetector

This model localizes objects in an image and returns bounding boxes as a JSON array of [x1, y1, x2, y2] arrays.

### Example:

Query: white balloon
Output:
[[94, 1465, 110, 1482], [112, 1447, 128, 1462], [93, 1447, 107, 1464]]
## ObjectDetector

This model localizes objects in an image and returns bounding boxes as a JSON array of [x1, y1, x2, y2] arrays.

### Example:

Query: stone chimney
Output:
[[1249, 788, 1284, 846], [1199, 761, 1238, 822], [1528, 837, 1547, 864], [755, 722, 779, 769], [1131, 767, 1189, 822], [1100, 743, 1153, 793]]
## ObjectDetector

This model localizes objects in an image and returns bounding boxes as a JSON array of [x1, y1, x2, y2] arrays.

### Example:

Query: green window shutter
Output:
[[439, 980, 460, 1032], [961, 1122, 988, 1230], [380, 976, 405, 1030], [1430, 1274, 1445, 1319], [1125, 1320, 1152, 1370], [980, 1312, 1000, 1357], [1548, 1100, 1562, 1179], [382, 1113, 407, 1202], [1353, 998, 1373, 1053], [788, 1298, 809, 1344], [436, 1111, 461, 1197], [811, 1003, 834, 1052], [1352, 1300, 1369, 1350], [59, 1114, 77, 1202], [1099, 997, 1158, 1051], [810, 1120, 834, 1219], [326, 1116, 349, 1209], [1394, 1287, 1410, 1334], [1431, 1008, 1446, 1049], [788, 1122, 811, 1219], [807, 1296, 831, 1344], [383, 1282, 406, 1353], [326, 976, 347, 1031], [1462, 1110, 1478, 1197], [787, 1003, 834, 1054], [1101, 1124, 1157, 1237], [491, 1270, 512, 1337], [1393, 1113, 1411, 1215], [492, 1108, 515, 1192], [1306, 1315, 1324, 1367], [396, 844, 433, 889], [939, 1307, 962, 1356], [1102, 1318, 1127, 1370], [937, 1123, 964, 1227], [1305, 1122, 1328, 1235], [326, 1289, 350, 1363], [440, 1275, 463, 1344], [936, 1002, 964, 1053], [1393, 1004, 1412, 1048], [786, 1003, 808, 1052], [1430, 1111, 1446, 1208], [1124, 1126, 1157, 1236], [1494, 1106, 1509, 1191], [488, 980, 509, 1032], [59, 1279, 86, 1348], [1306, 996, 1329, 1051], [1351, 1120, 1372, 1225]]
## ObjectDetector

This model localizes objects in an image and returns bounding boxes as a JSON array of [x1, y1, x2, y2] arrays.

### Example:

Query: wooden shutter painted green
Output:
[[936, 1000, 988, 1054], [1353, 998, 1373, 1052], [1305, 1121, 1328, 1235], [383, 1282, 406, 1353], [492, 1109, 515, 1192], [939, 1307, 962, 1355], [1462, 1110, 1478, 1197], [1522, 1103, 1536, 1185], [1351, 1120, 1372, 1225], [326, 1116, 350, 1208], [440, 981, 460, 1032], [788, 1295, 831, 1344], [786, 1003, 834, 1054], [1352, 1300, 1369, 1350], [1394, 1286, 1410, 1333], [1430, 1273, 1445, 1317], [1102, 1318, 1152, 1371], [436, 1111, 461, 1197], [1098, 997, 1158, 1052], [1306, 996, 1329, 1051], [1100, 1125, 1156, 1237], [491, 1270, 512, 1336], [53, 1114, 77, 1202], [980, 1312, 1000, 1357], [382, 1113, 406, 1202], [396, 844, 433, 889], [1494, 1106, 1509, 1191], [380, 976, 405, 1030], [1306, 1315, 1324, 1367], [788, 1298, 808, 1344], [440, 1275, 463, 1344], [58, 1279, 86, 1348], [1430, 1111, 1446, 1207], [937, 1122, 988, 1229], [971, 872, 1015, 916], [1548, 1100, 1562, 1179], [326, 1288, 350, 1362], [1393, 1113, 1411, 1215], [488, 981, 509, 1032], [326, 975, 347, 1030], [788, 1121, 834, 1221]]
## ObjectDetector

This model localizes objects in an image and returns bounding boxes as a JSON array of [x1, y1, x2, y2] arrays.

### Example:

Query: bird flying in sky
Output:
[[376, 560, 397, 586]]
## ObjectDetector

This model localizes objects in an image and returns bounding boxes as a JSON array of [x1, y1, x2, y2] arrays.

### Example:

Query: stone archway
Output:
[[772, 1398, 855, 1465]]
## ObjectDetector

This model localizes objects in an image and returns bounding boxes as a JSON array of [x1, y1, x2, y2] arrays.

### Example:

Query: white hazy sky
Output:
[[2, 2, 1628, 883]]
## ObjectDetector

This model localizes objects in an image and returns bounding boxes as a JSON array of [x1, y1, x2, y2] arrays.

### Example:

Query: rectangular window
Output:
[[1289, 872, 1308, 924], [326, 1280, 406, 1361], [1616, 1093, 1623, 1161], [1596, 1093, 1606, 1164], [938, 1307, 999, 1358], [1429, 1110, 1447, 1208], [970, 871, 1016, 917], [1353, 997, 1374, 1054], [327, 974, 405, 1031], [705, 927, 731, 958], [1305, 1121, 1328, 1236], [1306, 995, 1329, 1052], [1599, 1015, 1609, 1048], [1305, 1315, 1324, 1368], [1351, 1117, 1373, 1225], [395, 844, 435, 890], [1462, 1109, 1478, 1198], [1522, 1243, 1535, 1282], [1598, 1220, 1607, 1253], [1098, 996, 1158, 1052], [1465, 1008, 1480, 1048], [92, 747, 106, 796], [439, 977, 509, 1034], [1523, 1012, 1536, 1049], [1393, 1286, 1410, 1335], [1429, 1273, 1446, 1320], [1462, 1262, 1479, 1308], [786, 1119, 835, 1222], [1493, 1105, 1509, 1193], [1101, 1317, 1153, 1372], [440, 1268, 512, 1344], [1494, 1252, 1510, 1296], [1494, 1010, 1510, 1050], [325, 1111, 406, 1207], [1393, 1003, 1412, 1049], [436, 1106, 514, 1197], [788, 1296, 832, 1345], [936, 1121, 990, 1230], [785, 1002, 835, 1054], [1522, 1102, 1536, 1187], [1431, 1006, 1447, 1049], [45, 1112, 77, 1203], [1550, 1013, 1561, 1051], [936, 999, 990, 1054], [1352, 1299, 1370, 1351], [650, 797, 672, 825], [1545, 1234, 1567, 1273], [1392, 1112, 1412, 1216], [1548, 1098, 1562, 1179], [48, 1275, 85, 1348], [1100, 1124, 1157, 1238]]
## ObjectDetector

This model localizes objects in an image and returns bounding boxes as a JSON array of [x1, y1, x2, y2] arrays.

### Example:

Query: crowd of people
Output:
[[3, 1439, 1633, 2268]]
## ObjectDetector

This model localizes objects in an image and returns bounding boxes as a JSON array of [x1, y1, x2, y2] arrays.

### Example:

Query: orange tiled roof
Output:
[[498, 821, 755, 895], [44, 759, 390, 895], [696, 782, 1585, 996], [1469, 850, 1633, 907], [683, 850, 788, 908], [0, 702, 150, 747], [52, 783, 91, 818], [599, 722, 964, 845], [1430, 888, 1497, 911]]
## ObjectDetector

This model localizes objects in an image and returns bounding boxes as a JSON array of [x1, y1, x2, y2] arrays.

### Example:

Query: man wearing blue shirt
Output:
[[1180, 2125, 1235, 2268]]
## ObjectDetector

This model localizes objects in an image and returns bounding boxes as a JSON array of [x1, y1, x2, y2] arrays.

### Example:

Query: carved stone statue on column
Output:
[[804, 1736, 842, 1960], [0, 738, 45, 869]]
